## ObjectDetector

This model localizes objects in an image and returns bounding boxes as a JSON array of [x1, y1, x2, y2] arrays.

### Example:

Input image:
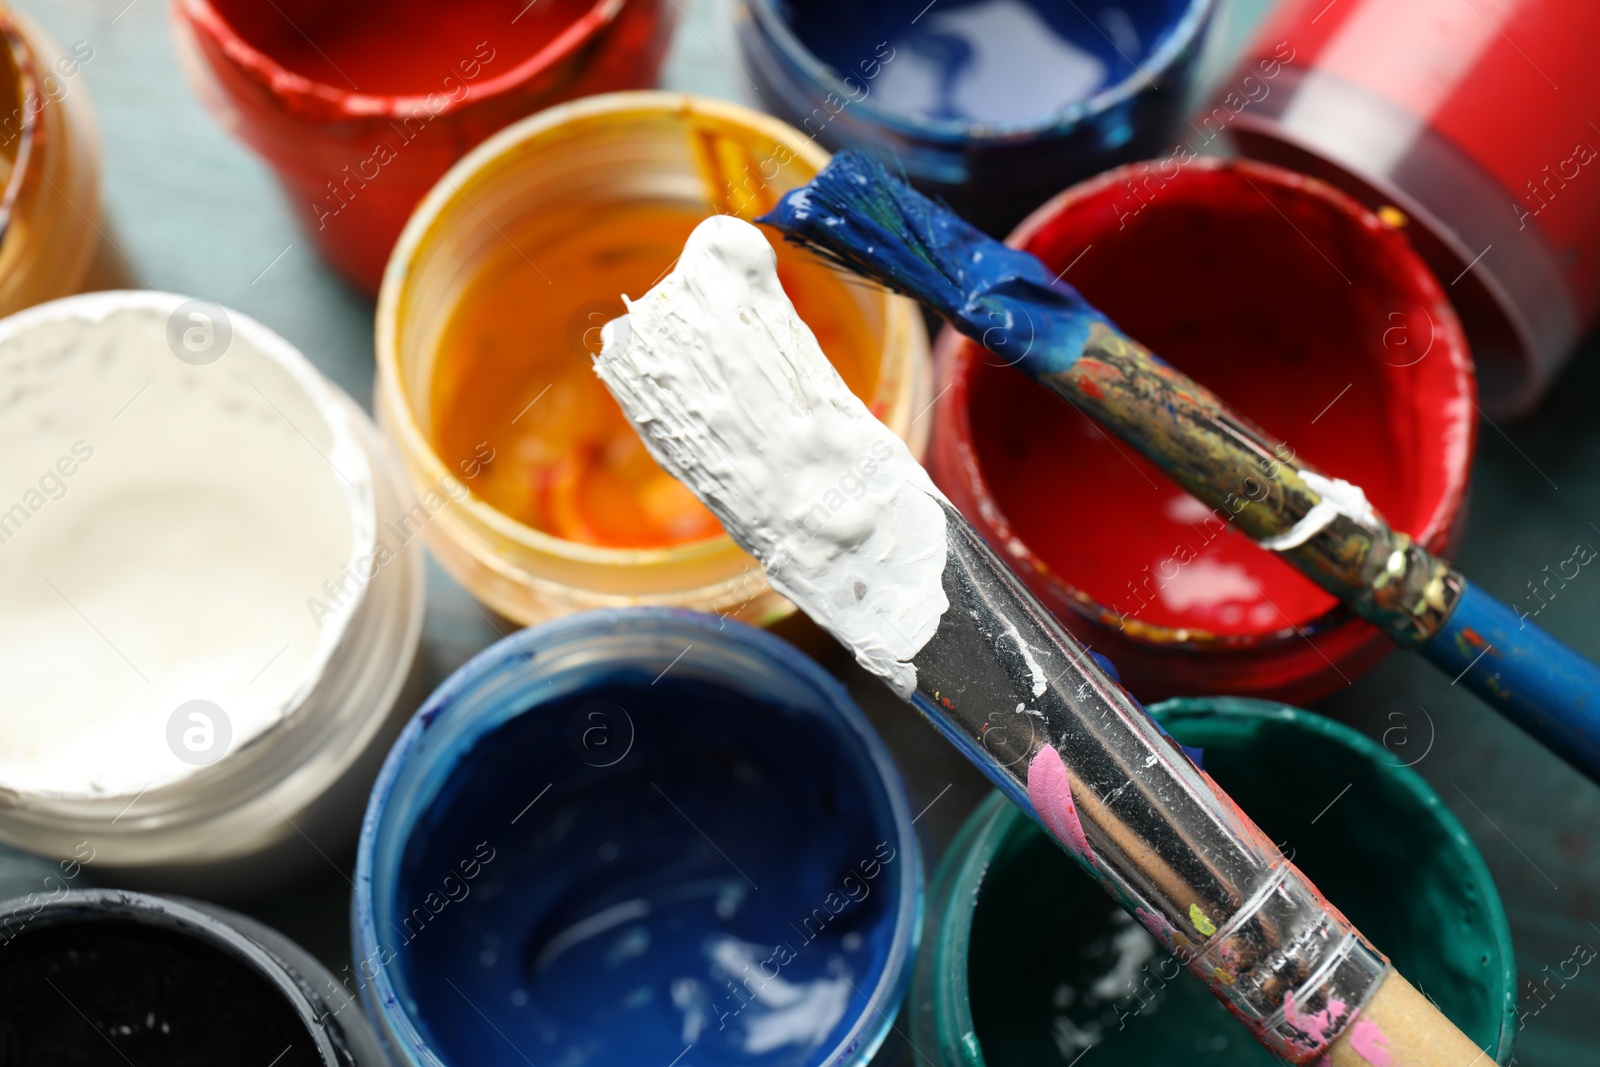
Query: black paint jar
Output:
[[0, 889, 386, 1066]]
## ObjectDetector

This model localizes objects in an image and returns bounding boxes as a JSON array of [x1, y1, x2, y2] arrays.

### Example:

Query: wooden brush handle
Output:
[[1328, 970, 1490, 1067]]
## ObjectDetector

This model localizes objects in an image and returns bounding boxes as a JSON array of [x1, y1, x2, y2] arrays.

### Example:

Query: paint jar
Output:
[[0, 8, 100, 316], [928, 157, 1476, 704], [0, 291, 425, 893], [0, 888, 387, 1063], [735, 0, 1219, 235], [171, 0, 674, 292], [1223, 0, 1600, 418], [376, 92, 931, 628], [355, 609, 922, 1067], [912, 697, 1517, 1066]]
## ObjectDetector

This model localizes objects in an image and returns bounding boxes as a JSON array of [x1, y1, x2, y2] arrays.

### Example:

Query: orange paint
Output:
[[431, 201, 880, 549]]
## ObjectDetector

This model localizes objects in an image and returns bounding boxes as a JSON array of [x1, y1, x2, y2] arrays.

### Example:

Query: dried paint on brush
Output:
[[763, 153, 1478, 708], [1024, 745, 1093, 865]]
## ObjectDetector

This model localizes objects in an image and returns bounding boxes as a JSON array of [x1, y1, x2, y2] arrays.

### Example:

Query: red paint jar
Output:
[[1221, 0, 1600, 418], [171, 0, 674, 293], [929, 158, 1476, 705]]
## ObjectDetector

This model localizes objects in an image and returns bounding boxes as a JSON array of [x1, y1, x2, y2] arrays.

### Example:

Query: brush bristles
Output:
[[758, 152, 972, 311], [759, 151, 1114, 380], [593, 215, 951, 698]]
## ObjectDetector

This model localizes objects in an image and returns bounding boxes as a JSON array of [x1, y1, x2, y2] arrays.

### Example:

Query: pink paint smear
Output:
[[1135, 906, 1175, 945], [1027, 745, 1094, 864], [1282, 989, 1354, 1056], [1348, 1017, 1392, 1066]]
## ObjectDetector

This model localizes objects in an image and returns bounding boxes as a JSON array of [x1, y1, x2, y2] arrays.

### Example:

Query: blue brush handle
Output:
[[1422, 581, 1600, 782]]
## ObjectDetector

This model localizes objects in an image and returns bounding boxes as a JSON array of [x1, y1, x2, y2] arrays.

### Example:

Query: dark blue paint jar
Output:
[[736, 0, 1218, 234], [354, 609, 921, 1067]]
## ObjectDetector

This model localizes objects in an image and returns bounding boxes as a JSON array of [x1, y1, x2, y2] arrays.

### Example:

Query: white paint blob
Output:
[[0, 293, 373, 797], [1257, 470, 1378, 552], [595, 216, 948, 696]]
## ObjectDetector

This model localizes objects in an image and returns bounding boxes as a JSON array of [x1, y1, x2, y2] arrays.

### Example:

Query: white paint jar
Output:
[[0, 291, 424, 892]]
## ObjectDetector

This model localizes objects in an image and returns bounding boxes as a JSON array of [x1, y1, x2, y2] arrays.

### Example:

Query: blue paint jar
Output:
[[354, 609, 922, 1067], [736, 0, 1218, 234]]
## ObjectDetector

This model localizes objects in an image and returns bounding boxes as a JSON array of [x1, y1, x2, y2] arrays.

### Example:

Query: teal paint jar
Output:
[[911, 697, 1516, 1064]]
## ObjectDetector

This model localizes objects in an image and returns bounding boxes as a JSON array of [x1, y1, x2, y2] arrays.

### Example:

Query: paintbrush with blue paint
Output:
[[594, 214, 1482, 1066], [758, 150, 1600, 788]]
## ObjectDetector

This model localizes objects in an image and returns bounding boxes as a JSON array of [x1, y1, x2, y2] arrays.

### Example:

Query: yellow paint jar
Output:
[[0, 7, 100, 316], [376, 91, 931, 625]]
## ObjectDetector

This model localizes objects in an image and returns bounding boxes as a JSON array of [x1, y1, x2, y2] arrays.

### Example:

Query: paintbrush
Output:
[[758, 150, 1600, 788], [594, 213, 1485, 1066]]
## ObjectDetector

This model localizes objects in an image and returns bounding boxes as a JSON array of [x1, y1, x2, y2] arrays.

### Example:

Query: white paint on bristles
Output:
[[595, 216, 949, 697]]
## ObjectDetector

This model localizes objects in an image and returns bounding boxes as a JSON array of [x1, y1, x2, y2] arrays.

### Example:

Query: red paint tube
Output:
[[1222, 0, 1600, 417], [172, 0, 674, 293]]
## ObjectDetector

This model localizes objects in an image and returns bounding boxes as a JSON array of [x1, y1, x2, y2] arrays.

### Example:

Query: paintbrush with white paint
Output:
[[595, 214, 1483, 1067]]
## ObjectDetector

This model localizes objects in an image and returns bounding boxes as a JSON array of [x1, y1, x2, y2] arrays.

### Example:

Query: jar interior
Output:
[[0, 28, 23, 191], [1229, 126, 1538, 416], [369, 626, 910, 1066], [963, 165, 1464, 637], [776, 0, 1196, 128], [0, 914, 321, 1062], [204, 0, 600, 95]]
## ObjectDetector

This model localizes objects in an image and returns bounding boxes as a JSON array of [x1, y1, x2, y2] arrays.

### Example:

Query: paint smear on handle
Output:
[[1134, 906, 1174, 945], [1348, 1017, 1393, 1066], [1282, 990, 1356, 1058], [1026, 745, 1094, 865]]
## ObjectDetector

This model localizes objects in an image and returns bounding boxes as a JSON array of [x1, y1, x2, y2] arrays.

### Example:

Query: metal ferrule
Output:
[[1302, 522, 1465, 646], [1046, 322, 1465, 644], [910, 503, 1387, 1062]]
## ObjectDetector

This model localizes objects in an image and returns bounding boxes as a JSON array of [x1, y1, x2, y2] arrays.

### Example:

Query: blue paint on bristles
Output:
[[758, 150, 1113, 378]]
